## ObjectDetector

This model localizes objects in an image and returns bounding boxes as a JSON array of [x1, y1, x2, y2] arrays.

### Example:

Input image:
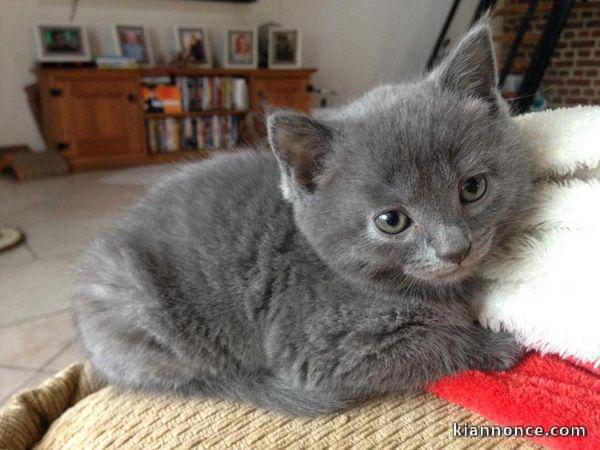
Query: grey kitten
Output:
[[75, 24, 532, 416]]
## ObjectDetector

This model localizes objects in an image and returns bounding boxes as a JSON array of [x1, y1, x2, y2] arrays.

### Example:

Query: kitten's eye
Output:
[[374, 210, 411, 234], [460, 174, 487, 203]]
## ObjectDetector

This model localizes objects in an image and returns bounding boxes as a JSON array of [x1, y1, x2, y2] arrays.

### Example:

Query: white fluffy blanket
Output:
[[480, 106, 600, 366]]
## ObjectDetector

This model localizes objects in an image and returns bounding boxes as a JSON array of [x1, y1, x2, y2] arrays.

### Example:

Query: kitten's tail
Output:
[[187, 374, 355, 417]]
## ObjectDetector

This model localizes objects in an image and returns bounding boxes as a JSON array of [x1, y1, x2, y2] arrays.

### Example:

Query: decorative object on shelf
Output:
[[95, 56, 139, 69], [258, 22, 280, 68], [173, 26, 212, 68], [308, 85, 338, 108], [34, 24, 91, 63], [223, 27, 258, 69], [268, 28, 301, 68], [113, 24, 154, 66]]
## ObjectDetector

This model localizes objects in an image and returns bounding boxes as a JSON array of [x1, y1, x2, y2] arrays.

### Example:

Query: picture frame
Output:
[[268, 28, 301, 68], [34, 24, 92, 62], [223, 27, 257, 69], [173, 26, 212, 68], [113, 24, 154, 66]]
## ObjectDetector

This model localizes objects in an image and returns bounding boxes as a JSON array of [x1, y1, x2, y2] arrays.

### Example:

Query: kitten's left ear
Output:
[[268, 110, 333, 194], [433, 22, 498, 102]]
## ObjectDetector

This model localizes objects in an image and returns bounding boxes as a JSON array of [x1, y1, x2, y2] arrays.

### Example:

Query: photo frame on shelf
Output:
[[113, 24, 154, 66], [34, 24, 92, 62], [223, 27, 257, 69], [258, 22, 280, 67], [268, 28, 301, 68], [174, 26, 212, 68]]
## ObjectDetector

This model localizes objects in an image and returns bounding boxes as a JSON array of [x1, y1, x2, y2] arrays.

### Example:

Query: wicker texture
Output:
[[0, 364, 539, 449], [0, 364, 102, 450]]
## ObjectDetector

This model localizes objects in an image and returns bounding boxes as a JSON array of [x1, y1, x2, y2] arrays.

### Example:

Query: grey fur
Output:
[[75, 23, 532, 416]]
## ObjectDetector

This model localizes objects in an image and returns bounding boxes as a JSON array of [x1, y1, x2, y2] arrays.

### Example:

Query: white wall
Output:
[[0, 0, 452, 151], [251, 0, 453, 104]]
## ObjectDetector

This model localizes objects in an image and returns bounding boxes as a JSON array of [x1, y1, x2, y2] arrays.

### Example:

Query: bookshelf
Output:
[[37, 67, 316, 171], [143, 110, 247, 119]]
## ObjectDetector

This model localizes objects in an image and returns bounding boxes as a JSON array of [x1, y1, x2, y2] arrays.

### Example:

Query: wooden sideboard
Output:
[[36, 67, 316, 171]]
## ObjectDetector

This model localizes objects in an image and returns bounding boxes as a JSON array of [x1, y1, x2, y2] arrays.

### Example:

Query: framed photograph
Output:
[[34, 24, 91, 62], [113, 24, 153, 65], [224, 28, 257, 69], [174, 26, 212, 68], [268, 28, 301, 68]]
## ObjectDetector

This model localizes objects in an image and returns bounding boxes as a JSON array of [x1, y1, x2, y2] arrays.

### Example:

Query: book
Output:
[[176, 77, 190, 113], [141, 85, 183, 114], [141, 86, 163, 113], [164, 118, 180, 151], [147, 120, 158, 153], [181, 118, 197, 150], [166, 76, 249, 112], [156, 86, 182, 114], [232, 78, 249, 110], [146, 115, 241, 154]]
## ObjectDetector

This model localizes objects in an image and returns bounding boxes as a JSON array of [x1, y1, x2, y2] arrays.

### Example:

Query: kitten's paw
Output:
[[478, 331, 525, 372]]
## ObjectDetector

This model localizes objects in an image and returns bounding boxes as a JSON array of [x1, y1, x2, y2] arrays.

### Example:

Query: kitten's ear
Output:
[[268, 110, 332, 193], [433, 22, 498, 102]]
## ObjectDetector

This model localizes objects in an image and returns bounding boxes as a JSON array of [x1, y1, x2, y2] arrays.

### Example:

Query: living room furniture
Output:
[[36, 67, 316, 171]]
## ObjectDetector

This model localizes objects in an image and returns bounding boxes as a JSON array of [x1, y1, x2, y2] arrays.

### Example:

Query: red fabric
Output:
[[427, 353, 600, 449]]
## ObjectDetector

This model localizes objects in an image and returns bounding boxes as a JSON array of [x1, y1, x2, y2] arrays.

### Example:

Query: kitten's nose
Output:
[[437, 242, 471, 265]]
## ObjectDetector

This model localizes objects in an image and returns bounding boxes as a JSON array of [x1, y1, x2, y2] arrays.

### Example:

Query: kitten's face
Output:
[[269, 24, 532, 290], [302, 93, 529, 287]]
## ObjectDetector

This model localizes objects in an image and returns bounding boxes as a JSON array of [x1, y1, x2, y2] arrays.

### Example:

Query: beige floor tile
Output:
[[0, 311, 76, 369], [45, 341, 87, 372], [0, 366, 37, 403], [22, 217, 111, 259], [1, 173, 146, 228], [0, 165, 176, 403], [7, 187, 143, 227], [98, 163, 179, 187], [0, 254, 77, 326], [0, 178, 55, 220], [0, 243, 35, 267]]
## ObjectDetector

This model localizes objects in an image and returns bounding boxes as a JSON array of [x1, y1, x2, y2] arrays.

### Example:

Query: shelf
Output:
[[37, 66, 315, 172], [140, 66, 317, 78], [144, 110, 248, 119], [147, 150, 210, 163]]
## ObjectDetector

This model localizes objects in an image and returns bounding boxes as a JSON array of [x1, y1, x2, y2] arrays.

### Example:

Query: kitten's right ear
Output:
[[268, 110, 333, 193], [432, 21, 498, 103]]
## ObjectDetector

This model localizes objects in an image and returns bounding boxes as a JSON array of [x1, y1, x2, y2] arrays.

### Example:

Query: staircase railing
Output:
[[428, 0, 575, 114]]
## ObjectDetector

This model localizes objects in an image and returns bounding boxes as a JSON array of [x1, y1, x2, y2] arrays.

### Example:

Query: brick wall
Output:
[[496, 0, 600, 107]]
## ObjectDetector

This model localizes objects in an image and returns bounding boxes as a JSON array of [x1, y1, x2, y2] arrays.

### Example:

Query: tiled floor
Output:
[[0, 164, 176, 405]]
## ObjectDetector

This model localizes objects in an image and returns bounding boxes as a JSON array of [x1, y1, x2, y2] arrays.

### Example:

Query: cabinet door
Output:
[[63, 79, 144, 160], [251, 76, 312, 113], [40, 80, 71, 154]]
